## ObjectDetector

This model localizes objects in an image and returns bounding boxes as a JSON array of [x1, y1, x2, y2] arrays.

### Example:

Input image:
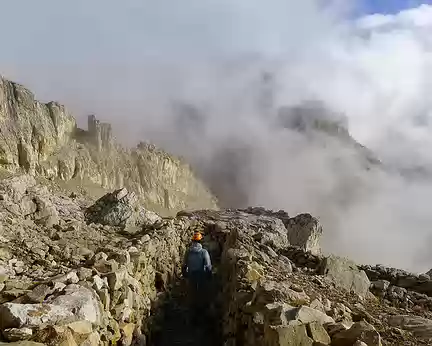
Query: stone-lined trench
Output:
[[0, 190, 332, 346], [2, 180, 429, 346], [140, 210, 311, 346], [145, 223, 226, 346]]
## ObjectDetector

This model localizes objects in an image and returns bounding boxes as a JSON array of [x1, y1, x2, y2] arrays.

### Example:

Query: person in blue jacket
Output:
[[182, 231, 212, 321]]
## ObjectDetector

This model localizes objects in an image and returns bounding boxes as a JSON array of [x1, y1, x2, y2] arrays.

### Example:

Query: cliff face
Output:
[[0, 76, 217, 214]]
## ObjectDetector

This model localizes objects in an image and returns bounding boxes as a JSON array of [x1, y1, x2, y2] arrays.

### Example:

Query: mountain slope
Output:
[[0, 176, 430, 345], [0, 76, 217, 214]]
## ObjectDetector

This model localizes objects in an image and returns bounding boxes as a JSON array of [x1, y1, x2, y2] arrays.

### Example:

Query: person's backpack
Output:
[[186, 247, 206, 273]]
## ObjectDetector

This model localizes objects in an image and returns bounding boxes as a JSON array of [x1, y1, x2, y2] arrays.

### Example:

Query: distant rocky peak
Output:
[[277, 100, 350, 138], [87, 115, 113, 151]]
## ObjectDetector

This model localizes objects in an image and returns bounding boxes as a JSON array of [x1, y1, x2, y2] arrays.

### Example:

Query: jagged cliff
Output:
[[0, 76, 217, 214]]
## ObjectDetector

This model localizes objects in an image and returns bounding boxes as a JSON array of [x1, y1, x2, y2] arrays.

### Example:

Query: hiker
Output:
[[182, 231, 212, 319]]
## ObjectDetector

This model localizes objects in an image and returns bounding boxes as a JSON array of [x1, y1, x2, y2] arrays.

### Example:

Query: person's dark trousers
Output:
[[187, 271, 210, 323]]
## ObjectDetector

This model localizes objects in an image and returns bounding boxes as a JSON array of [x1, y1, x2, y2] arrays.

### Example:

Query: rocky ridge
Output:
[[0, 175, 431, 345], [0, 76, 217, 215]]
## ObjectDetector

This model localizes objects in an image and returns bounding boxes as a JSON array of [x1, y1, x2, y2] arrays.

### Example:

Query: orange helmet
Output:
[[192, 231, 203, 241]]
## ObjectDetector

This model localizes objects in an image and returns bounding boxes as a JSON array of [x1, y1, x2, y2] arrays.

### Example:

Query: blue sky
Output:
[[359, 0, 432, 14]]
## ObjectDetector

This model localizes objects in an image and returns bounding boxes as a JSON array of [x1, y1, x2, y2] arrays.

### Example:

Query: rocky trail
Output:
[[148, 278, 222, 346]]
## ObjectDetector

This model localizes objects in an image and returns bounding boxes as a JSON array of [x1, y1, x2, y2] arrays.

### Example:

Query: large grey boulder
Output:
[[331, 321, 382, 346], [0, 175, 60, 226], [319, 255, 370, 298], [0, 285, 102, 330], [284, 214, 322, 255], [264, 324, 314, 346], [48, 284, 102, 324], [265, 303, 334, 326], [388, 315, 432, 339], [0, 303, 74, 329], [84, 188, 161, 232]]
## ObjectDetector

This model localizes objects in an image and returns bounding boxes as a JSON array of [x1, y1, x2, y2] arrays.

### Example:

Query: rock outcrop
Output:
[[84, 188, 162, 233], [0, 76, 217, 214], [320, 255, 371, 298], [362, 264, 432, 298]]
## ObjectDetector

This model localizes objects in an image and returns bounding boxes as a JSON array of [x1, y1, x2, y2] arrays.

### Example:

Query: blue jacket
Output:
[[183, 242, 212, 277]]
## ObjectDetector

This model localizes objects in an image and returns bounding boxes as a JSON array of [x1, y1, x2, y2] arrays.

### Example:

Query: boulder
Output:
[[387, 315, 432, 339], [0, 303, 75, 329], [284, 214, 322, 255], [81, 331, 100, 346], [84, 188, 161, 231], [3, 327, 33, 342], [0, 175, 37, 204], [264, 324, 314, 346], [353, 341, 368, 346], [319, 255, 370, 298], [0, 176, 61, 227], [48, 285, 102, 324], [67, 320, 93, 335], [31, 325, 77, 346], [264, 303, 334, 327], [255, 280, 310, 307], [26, 284, 54, 303], [331, 321, 382, 346], [0, 285, 102, 330], [294, 306, 335, 325], [370, 280, 390, 297], [307, 322, 331, 344]]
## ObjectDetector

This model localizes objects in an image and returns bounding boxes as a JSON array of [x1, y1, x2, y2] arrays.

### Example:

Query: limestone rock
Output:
[[293, 306, 335, 325], [3, 327, 33, 341], [284, 214, 322, 255], [255, 281, 310, 307], [360, 264, 432, 298], [331, 321, 382, 346], [66, 320, 93, 335], [0, 303, 75, 329], [387, 315, 432, 339], [84, 188, 137, 227], [26, 284, 55, 303], [265, 324, 314, 346], [319, 255, 370, 298], [32, 325, 77, 346], [264, 303, 334, 328], [371, 280, 390, 295], [84, 188, 161, 232], [48, 285, 102, 324], [307, 322, 331, 344]]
